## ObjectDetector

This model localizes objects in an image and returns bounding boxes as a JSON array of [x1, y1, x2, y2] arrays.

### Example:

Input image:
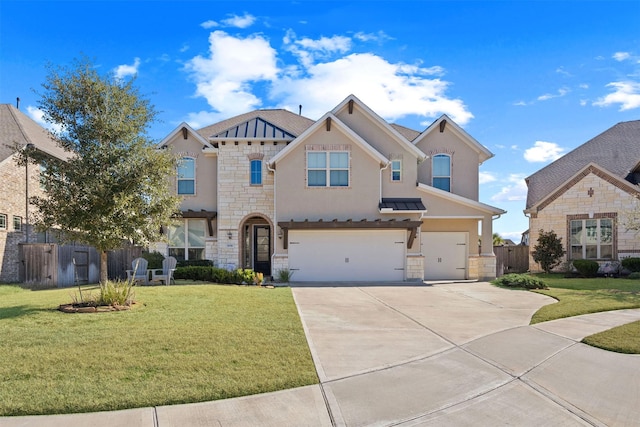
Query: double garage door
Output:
[[288, 230, 406, 281]]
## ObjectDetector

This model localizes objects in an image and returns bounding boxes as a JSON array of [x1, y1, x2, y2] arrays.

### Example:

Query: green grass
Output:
[[0, 284, 318, 416], [582, 320, 640, 354], [530, 275, 640, 324]]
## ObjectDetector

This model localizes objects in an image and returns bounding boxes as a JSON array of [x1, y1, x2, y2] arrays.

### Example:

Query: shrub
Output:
[[572, 259, 600, 277], [491, 274, 548, 289], [531, 229, 566, 273], [621, 257, 640, 273], [628, 272, 640, 280], [98, 279, 135, 306], [142, 251, 164, 269], [173, 266, 257, 285], [276, 268, 294, 283], [177, 259, 215, 268]]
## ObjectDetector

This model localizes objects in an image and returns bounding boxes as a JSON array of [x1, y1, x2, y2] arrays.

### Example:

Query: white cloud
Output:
[[524, 141, 565, 163], [353, 31, 393, 43], [613, 51, 631, 61], [114, 57, 140, 79], [185, 31, 279, 115], [221, 13, 255, 28], [537, 87, 569, 101], [184, 30, 473, 125], [593, 81, 640, 111], [479, 171, 497, 184], [490, 174, 528, 202], [200, 20, 219, 29]]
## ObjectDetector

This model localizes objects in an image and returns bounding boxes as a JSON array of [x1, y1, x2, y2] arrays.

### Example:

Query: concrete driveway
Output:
[[292, 282, 640, 426], [5, 282, 640, 427]]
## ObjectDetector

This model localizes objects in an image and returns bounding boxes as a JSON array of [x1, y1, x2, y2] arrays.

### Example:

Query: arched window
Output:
[[177, 157, 195, 195], [250, 159, 263, 185], [432, 154, 451, 192]]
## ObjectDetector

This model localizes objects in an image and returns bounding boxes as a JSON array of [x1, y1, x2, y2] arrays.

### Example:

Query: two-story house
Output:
[[156, 95, 504, 281], [0, 103, 66, 283]]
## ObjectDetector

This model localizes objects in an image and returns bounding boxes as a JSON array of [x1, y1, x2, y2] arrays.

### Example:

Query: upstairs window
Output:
[[307, 152, 349, 187], [13, 216, 22, 231], [0, 214, 6, 230], [177, 157, 195, 195], [250, 159, 263, 185], [432, 154, 451, 192], [570, 218, 613, 260], [391, 160, 402, 182]]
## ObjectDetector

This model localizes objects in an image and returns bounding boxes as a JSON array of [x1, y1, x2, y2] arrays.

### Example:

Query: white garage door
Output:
[[422, 232, 468, 280], [288, 230, 406, 281]]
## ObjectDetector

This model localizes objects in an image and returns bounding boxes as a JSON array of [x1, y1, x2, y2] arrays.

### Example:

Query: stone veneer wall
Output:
[[468, 255, 497, 280], [528, 172, 640, 273], [406, 254, 424, 280], [215, 141, 284, 269], [0, 156, 44, 282]]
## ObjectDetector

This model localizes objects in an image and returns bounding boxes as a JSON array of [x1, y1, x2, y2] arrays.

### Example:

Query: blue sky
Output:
[[2, 0, 639, 242]]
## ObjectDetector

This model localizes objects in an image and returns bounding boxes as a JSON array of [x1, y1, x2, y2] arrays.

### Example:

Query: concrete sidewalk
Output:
[[3, 282, 640, 426]]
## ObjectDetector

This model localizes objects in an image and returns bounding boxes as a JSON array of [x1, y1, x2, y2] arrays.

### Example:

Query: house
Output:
[[524, 120, 640, 272], [154, 95, 505, 281], [0, 103, 66, 282]]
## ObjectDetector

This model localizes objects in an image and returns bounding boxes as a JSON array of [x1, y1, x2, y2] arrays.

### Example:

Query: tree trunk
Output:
[[100, 250, 108, 284]]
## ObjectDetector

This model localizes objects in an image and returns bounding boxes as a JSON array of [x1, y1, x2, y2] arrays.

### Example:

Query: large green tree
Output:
[[28, 57, 181, 283]]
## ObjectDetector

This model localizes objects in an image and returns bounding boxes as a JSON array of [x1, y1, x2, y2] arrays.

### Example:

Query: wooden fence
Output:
[[19, 243, 142, 288], [494, 245, 530, 277]]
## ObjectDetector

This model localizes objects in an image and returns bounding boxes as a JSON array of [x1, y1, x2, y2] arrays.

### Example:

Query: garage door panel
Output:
[[289, 230, 405, 281], [422, 232, 467, 280]]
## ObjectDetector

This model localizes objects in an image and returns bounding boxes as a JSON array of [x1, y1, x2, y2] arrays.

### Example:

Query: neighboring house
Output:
[[0, 103, 66, 282], [155, 95, 504, 281], [524, 120, 640, 272]]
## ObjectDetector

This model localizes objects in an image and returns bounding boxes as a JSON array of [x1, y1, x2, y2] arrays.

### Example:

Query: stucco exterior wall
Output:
[[528, 172, 640, 272], [415, 127, 480, 200]]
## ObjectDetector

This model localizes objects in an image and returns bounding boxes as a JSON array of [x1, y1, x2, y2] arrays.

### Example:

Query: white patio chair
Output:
[[126, 257, 149, 285], [151, 256, 177, 285]]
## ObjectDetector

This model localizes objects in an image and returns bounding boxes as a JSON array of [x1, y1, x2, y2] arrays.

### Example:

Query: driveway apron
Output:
[[292, 282, 640, 426]]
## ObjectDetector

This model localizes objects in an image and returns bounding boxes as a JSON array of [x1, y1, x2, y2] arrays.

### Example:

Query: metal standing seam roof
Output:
[[525, 120, 640, 210], [379, 198, 427, 211], [210, 117, 297, 139], [197, 109, 315, 140], [0, 104, 67, 162]]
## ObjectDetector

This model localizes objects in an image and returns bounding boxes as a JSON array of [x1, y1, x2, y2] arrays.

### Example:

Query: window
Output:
[[250, 159, 262, 185], [432, 154, 451, 191], [13, 216, 22, 231], [177, 157, 195, 195], [0, 214, 6, 230], [167, 219, 206, 261], [391, 160, 402, 182], [570, 218, 613, 260], [307, 151, 349, 187]]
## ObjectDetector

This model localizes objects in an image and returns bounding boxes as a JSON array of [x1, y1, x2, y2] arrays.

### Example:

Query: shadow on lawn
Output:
[[0, 305, 53, 320]]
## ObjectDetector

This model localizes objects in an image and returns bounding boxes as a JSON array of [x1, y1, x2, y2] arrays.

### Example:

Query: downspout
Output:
[[267, 161, 277, 277]]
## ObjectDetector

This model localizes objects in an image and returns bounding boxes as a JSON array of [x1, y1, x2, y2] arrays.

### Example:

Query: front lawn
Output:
[[582, 320, 640, 354], [0, 284, 318, 416], [530, 275, 640, 324]]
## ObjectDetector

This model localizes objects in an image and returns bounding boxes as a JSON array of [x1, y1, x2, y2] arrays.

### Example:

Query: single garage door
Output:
[[422, 232, 467, 280], [288, 230, 406, 281]]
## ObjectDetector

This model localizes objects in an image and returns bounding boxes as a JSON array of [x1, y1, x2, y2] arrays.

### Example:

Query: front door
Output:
[[253, 226, 271, 276]]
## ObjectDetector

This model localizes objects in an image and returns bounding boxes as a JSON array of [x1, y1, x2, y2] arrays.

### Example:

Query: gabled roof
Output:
[[157, 122, 212, 149], [413, 114, 494, 164], [269, 112, 389, 167], [525, 120, 640, 210], [211, 116, 296, 139], [332, 94, 428, 161], [525, 162, 640, 214], [418, 183, 506, 215], [197, 109, 314, 141], [0, 104, 67, 163]]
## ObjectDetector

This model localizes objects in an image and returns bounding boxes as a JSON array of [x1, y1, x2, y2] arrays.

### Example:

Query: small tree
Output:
[[24, 57, 181, 283], [493, 232, 504, 246], [532, 229, 566, 273]]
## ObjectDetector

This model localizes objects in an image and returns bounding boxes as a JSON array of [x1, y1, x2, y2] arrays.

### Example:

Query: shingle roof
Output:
[[390, 123, 420, 142], [0, 104, 67, 162], [197, 109, 315, 140], [525, 120, 640, 210]]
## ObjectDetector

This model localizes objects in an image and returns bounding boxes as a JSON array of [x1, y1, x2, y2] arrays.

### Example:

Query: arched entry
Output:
[[240, 215, 273, 276]]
